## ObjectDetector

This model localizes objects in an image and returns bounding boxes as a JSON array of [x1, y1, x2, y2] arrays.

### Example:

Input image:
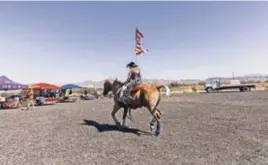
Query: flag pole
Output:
[[135, 27, 138, 65]]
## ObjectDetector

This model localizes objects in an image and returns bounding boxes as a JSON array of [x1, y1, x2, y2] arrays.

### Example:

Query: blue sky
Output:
[[1, 2, 268, 84]]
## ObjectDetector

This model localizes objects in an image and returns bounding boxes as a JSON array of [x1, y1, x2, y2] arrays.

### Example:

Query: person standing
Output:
[[24, 88, 35, 111]]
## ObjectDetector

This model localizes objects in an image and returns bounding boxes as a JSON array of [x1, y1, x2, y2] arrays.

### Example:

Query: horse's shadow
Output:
[[81, 119, 152, 136]]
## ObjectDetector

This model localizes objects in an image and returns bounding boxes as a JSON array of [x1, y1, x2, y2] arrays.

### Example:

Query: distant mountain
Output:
[[74, 78, 201, 88], [74, 80, 104, 89], [65, 73, 268, 88]]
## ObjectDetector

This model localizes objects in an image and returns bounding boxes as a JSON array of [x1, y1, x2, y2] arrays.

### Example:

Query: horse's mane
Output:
[[113, 79, 124, 86], [104, 78, 124, 86], [104, 78, 114, 84]]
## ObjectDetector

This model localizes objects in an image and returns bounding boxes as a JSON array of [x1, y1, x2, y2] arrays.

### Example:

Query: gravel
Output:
[[1, 91, 268, 165]]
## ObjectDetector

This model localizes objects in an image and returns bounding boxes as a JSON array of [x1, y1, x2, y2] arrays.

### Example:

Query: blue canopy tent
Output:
[[61, 84, 82, 90], [0, 75, 28, 91], [59, 84, 82, 102]]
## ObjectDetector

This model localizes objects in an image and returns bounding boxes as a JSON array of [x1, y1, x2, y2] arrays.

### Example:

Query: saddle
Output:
[[131, 84, 143, 93], [131, 84, 156, 93], [119, 85, 142, 105]]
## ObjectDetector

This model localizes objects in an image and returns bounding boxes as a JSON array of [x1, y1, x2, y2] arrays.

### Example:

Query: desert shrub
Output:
[[223, 81, 230, 85], [82, 88, 96, 94], [256, 80, 262, 83], [240, 80, 246, 84], [265, 80, 268, 83], [197, 81, 206, 85], [169, 82, 179, 88], [192, 86, 197, 92]]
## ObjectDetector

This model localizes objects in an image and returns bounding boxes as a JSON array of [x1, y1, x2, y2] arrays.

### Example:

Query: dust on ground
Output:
[[1, 91, 268, 165]]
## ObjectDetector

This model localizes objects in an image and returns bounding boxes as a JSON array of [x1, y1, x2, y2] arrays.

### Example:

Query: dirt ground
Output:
[[1, 91, 268, 165]]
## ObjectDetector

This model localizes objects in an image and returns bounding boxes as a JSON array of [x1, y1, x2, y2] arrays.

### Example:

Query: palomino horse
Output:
[[103, 78, 170, 136]]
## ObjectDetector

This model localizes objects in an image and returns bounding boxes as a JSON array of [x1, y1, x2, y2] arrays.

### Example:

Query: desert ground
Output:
[[1, 91, 268, 165]]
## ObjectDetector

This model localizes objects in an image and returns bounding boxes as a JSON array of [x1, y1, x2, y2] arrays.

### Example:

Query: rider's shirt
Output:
[[129, 67, 141, 81]]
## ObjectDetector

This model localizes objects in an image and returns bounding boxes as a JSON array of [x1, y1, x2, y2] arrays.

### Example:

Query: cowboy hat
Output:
[[126, 62, 137, 68]]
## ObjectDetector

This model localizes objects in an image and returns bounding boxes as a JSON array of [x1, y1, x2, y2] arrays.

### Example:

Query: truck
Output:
[[204, 79, 256, 93]]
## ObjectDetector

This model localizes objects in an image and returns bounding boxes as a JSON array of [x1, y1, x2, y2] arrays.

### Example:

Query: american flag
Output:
[[135, 28, 148, 55]]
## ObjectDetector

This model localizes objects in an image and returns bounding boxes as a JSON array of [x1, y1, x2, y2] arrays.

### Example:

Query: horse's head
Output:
[[103, 78, 124, 96], [103, 78, 114, 96], [112, 78, 124, 89]]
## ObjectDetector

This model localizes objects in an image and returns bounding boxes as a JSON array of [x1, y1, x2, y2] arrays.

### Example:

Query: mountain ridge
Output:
[[74, 73, 268, 88]]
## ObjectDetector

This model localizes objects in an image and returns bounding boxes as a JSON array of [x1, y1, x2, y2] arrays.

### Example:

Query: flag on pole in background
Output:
[[135, 28, 148, 56]]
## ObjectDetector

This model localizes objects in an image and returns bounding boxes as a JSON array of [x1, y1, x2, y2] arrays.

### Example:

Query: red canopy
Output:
[[31, 83, 60, 90]]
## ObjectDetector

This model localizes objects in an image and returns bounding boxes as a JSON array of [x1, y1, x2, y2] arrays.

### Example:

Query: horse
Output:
[[102, 78, 171, 136]]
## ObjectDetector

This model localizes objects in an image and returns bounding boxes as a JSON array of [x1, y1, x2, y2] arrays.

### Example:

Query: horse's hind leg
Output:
[[149, 108, 162, 129], [111, 103, 121, 126], [151, 107, 162, 136], [149, 117, 156, 131], [155, 118, 161, 136]]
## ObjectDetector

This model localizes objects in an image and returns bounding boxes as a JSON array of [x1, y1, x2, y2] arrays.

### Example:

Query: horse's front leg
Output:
[[111, 103, 121, 126], [122, 106, 128, 127]]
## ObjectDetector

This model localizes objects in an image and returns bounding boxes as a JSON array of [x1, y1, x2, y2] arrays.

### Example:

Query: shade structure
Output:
[[31, 83, 60, 90], [61, 84, 82, 90], [0, 75, 28, 90]]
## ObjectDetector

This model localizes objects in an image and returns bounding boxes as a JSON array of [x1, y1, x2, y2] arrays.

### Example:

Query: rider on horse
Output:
[[118, 61, 142, 103]]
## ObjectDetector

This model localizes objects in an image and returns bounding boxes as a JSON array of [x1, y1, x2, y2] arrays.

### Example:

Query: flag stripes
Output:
[[135, 28, 148, 55]]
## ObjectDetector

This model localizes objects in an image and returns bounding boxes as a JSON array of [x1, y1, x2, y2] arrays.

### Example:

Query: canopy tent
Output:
[[31, 83, 60, 90], [0, 75, 28, 90], [61, 84, 82, 90]]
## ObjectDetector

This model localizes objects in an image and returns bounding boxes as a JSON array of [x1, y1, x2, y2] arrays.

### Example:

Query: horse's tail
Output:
[[156, 84, 171, 97]]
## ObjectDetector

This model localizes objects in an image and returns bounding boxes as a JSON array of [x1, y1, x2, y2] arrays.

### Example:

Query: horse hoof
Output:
[[115, 122, 121, 127], [155, 131, 160, 136]]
